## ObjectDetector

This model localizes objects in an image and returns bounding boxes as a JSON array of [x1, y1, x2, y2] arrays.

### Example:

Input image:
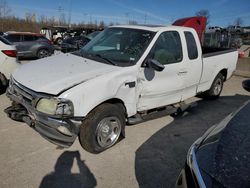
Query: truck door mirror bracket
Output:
[[145, 59, 165, 72]]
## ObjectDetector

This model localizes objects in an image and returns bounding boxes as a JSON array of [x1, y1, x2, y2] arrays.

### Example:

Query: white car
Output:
[[206, 26, 222, 33], [0, 36, 20, 93], [5, 25, 238, 153], [227, 25, 243, 33]]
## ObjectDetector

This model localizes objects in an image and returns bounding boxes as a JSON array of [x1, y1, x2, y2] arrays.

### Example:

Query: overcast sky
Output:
[[6, 0, 250, 26]]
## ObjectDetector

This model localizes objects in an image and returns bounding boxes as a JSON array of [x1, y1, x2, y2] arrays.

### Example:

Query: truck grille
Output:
[[8, 78, 36, 106]]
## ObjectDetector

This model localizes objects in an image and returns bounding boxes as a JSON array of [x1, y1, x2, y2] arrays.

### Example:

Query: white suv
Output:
[[0, 36, 20, 93], [207, 26, 222, 33]]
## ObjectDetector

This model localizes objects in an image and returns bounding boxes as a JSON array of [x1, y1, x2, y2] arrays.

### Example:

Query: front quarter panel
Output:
[[59, 66, 138, 117]]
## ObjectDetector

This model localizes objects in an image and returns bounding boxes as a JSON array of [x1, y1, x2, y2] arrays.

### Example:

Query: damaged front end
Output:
[[4, 77, 83, 147]]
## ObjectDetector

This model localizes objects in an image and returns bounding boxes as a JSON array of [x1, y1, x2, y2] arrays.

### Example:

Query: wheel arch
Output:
[[93, 98, 127, 117], [218, 68, 228, 81], [0, 72, 8, 86], [86, 98, 127, 138]]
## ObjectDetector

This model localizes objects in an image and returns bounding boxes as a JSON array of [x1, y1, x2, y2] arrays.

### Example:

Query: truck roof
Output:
[[111, 24, 194, 32]]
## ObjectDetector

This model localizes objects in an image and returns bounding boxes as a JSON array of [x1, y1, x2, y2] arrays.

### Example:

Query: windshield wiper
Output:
[[93, 54, 117, 66], [80, 51, 117, 66]]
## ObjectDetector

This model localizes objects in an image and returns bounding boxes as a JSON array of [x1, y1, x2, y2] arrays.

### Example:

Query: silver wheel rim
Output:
[[57, 39, 63, 45], [214, 79, 222, 95], [96, 117, 121, 148], [38, 49, 49, 58]]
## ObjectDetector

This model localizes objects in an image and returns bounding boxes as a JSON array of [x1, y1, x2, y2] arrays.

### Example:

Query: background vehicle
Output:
[[40, 26, 68, 45], [0, 36, 19, 93], [5, 22, 238, 154], [61, 31, 100, 53], [3, 32, 55, 59], [227, 25, 243, 33], [230, 36, 243, 48], [206, 26, 222, 33], [176, 79, 250, 188], [243, 26, 250, 33]]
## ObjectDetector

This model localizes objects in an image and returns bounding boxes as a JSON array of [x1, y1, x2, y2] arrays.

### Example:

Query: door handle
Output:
[[178, 71, 188, 75]]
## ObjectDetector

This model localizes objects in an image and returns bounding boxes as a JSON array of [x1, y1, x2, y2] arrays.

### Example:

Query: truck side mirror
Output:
[[145, 59, 165, 72], [242, 79, 250, 92]]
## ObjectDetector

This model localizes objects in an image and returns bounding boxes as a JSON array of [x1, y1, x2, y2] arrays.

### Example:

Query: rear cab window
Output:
[[184, 31, 198, 60]]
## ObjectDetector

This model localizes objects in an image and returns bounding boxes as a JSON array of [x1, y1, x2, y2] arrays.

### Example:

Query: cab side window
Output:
[[149, 31, 183, 65], [184, 31, 198, 60]]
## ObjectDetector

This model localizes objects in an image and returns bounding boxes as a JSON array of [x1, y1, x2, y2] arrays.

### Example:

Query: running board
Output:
[[127, 102, 197, 125]]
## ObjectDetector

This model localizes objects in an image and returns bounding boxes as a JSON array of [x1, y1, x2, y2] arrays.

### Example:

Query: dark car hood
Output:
[[195, 101, 250, 188]]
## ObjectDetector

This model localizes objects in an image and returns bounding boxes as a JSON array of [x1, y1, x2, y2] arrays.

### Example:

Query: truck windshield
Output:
[[80, 28, 155, 66]]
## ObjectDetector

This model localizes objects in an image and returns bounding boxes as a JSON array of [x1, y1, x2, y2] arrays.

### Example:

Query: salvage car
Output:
[[61, 31, 101, 53], [176, 79, 250, 188], [4, 32, 55, 59], [0, 36, 20, 93], [5, 23, 238, 153]]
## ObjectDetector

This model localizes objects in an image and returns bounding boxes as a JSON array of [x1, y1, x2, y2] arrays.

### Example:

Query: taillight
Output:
[[1, 50, 17, 57]]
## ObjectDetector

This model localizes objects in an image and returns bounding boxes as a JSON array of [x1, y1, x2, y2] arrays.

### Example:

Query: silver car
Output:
[[4, 32, 55, 59]]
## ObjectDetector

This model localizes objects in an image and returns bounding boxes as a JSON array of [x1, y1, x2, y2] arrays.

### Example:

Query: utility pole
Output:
[[144, 13, 147, 24], [68, 0, 72, 28], [125, 12, 129, 24]]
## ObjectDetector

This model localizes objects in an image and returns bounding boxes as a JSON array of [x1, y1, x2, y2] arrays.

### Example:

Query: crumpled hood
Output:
[[12, 53, 118, 95]]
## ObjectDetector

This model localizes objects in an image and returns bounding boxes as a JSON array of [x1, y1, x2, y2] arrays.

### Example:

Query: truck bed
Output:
[[202, 47, 237, 58], [197, 47, 238, 93]]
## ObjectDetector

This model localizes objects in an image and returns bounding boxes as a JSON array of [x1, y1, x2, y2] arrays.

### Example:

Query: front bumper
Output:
[[5, 80, 83, 147]]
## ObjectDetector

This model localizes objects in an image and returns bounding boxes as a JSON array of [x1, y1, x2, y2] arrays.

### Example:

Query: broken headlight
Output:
[[36, 98, 74, 117]]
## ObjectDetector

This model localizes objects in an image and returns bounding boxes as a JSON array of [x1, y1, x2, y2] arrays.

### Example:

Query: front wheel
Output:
[[79, 103, 125, 154]]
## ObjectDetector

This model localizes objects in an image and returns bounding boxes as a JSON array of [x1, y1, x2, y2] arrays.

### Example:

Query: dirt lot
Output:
[[0, 76, 249, 188]]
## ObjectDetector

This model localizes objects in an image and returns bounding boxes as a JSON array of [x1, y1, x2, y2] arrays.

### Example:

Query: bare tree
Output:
[[99, 21, 105, 29], [128, 20, 137, 25], [0, 0, 11, 17], [196, 9, 210, 25], [25, 12, 33, 22], [234, 17, 243, 26], [39, 15, 47, 24], [59, 12, 67, 25]]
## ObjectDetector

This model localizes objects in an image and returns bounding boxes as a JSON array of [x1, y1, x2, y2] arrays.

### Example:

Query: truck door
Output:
[[137, 31, 185, 111], [181, 31, 203, 100]]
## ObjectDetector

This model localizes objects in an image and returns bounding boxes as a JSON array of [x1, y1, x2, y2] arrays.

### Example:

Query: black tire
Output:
[[56, 38, 63, 45], [37, 48, 50, 59], [79, 103, 125, 154], [0, 81, 6, 95], [201, 73, 224, 99], [0, 73, 8, 95]]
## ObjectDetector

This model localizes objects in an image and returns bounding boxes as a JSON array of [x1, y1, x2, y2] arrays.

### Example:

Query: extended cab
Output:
[[5, 25, 238, 153]]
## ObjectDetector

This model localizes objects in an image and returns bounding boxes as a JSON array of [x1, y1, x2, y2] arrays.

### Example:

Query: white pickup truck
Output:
[[5, 25, 238, 153]]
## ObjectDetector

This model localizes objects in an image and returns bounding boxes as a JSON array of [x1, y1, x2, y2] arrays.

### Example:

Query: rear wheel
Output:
[[37, 49, 50, 59], [201, 73, 224, 99], [79, 103, 125, 154], [56, 38, 63, 45]]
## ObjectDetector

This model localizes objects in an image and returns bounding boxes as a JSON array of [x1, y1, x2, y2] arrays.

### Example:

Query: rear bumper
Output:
[[5, 85, 82, 147]]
